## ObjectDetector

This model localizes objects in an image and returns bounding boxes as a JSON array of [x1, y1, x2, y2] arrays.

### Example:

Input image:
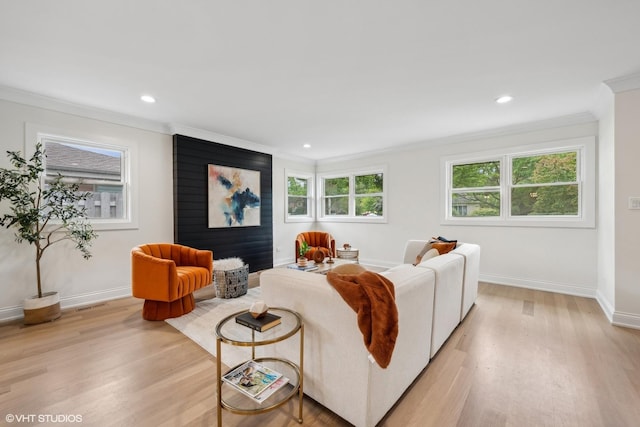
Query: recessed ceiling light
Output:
[[303, 143, 311, 149], [495, 95, 513, 104], [140, 94, 156, 103]]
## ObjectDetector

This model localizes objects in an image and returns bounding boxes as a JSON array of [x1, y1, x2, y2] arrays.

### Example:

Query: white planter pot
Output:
[[23, 291, 61, 325]]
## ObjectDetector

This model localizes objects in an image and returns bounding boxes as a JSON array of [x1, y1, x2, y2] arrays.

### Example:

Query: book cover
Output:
[[235, 311, 282, 332], [222, 360, 282, 399], [287, 263, 319, 272]]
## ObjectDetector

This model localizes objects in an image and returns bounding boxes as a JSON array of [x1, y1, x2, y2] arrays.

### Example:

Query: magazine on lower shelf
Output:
[[222, 360, 283, 400], [253, 376, 290, 403]]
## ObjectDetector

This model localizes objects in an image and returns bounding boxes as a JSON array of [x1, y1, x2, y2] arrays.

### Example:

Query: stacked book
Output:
[[222, 360, 290, 403], [235, 311, 282, 332], [287, 263, 318, 272]]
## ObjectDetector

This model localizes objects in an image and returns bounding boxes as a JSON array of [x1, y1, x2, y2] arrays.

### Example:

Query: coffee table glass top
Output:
[[286, 257, 358, 274]]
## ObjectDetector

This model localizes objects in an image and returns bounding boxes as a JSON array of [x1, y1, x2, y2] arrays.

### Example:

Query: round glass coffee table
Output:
[[215, 307, 304, 426]]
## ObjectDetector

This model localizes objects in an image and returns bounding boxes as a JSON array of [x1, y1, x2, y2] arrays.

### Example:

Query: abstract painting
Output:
[[208, 164, 261, 227]]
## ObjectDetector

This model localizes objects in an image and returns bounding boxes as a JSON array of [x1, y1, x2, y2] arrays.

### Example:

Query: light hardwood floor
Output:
[[1, 280, 640, 427]]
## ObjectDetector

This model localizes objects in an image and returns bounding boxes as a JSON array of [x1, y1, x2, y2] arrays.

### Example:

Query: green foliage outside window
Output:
[[451, 151, 579, 218], [355, 173, 383, 216], [322, 173, 384, 217], [287, 176, 309, 215], [452, 161, 500, 188], [452, 161, 501, 217], [324, 177, 349, 195], [511, 152, 578, 216], [324, 177, 349, 215]]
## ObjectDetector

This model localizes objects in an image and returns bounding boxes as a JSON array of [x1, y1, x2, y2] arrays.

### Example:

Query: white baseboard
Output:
[[273, 256, 293, 267], [612, 311, 640, 330], [484, 275, 640, 331], [0, 286, 132, 323], [480, 273, 597, 298], [0, 305, 23, 322], [595, 289, 615, 323], [60, 286, 131, 310]]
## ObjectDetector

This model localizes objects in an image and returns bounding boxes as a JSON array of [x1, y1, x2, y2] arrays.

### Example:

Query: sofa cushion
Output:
[[331, 263, 367, 274]]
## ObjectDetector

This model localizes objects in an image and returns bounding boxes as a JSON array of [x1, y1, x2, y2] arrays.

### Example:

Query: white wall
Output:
[[311, 121, 600, 297], [272, 156, 316, 266], [0, 99, 174, 320], [596, 86, 616, 318], [614, 88, 640, 325], [3, 95, 631, 324]]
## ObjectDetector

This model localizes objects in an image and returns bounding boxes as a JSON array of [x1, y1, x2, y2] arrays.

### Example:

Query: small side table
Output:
[[215, 307, 304, 426], [336, 247, 359, 263]]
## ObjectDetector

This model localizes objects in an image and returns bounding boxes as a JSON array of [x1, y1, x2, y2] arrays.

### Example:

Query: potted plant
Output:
[[297, 241, 310, 267], [0, 143, 98, 324]]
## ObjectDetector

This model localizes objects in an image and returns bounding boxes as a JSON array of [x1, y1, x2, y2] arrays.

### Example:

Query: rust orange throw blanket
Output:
[[326, 271, 398, 368]]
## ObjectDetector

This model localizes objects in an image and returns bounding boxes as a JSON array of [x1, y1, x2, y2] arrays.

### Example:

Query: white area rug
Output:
[[165, 287, 262, 368]]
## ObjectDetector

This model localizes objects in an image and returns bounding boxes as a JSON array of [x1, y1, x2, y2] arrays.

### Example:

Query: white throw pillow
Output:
[[415, 248, 439, 266]]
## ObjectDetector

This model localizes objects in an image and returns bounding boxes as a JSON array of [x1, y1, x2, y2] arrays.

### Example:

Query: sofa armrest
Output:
[[452, 243, 481, 320]]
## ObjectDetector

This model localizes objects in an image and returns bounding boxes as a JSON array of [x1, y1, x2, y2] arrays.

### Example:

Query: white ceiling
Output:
[[1, 1, 639, 160]]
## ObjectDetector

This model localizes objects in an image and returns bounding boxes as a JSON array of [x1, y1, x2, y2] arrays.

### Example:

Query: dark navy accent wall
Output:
[[173, 134, 273, 272]]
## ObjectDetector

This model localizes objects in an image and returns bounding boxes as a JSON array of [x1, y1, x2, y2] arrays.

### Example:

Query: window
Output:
[[451, 160, 501, 217], [443, 137, 595, 228], [318, 167, 387, 222], [31, 129, 137, 230], [355, 173, 384, 217], [511, 151, 578, 216], [324, 176, 349, 215], [285, 170, 314, 222]]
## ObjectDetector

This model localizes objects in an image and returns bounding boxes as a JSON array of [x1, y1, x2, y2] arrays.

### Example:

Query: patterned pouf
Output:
[[214, 258, 249, 298]]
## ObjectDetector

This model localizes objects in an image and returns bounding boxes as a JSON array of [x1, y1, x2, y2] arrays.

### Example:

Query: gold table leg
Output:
[[298, 323, 304, 423], [216, 337, 222, 427]]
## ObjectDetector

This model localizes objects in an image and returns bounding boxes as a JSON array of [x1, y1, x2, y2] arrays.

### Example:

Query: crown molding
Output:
[[0, 84, 170, 134], [0, 83, 600, 166], [423, 111, 596, 146], [168, 123, 276, 155], [318, 112, 597, 165], [168, 123, 317, 164], [604, 71, 640, 93]]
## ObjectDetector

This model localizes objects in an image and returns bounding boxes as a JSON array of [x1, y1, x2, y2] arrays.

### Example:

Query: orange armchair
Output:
[[295, 231, 336, 262], [131, 243, 213, 321]]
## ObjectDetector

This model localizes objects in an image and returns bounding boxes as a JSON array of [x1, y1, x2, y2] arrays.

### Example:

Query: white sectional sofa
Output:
[[259, 241, 480, 427]]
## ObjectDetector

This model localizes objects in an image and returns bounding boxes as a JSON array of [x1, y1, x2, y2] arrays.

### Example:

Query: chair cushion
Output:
[[176, 266, 212, 298]]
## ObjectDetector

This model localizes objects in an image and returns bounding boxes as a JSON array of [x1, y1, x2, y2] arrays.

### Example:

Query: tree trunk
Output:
[[35, 244, 42, 299]]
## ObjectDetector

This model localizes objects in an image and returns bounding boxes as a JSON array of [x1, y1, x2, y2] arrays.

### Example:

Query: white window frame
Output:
[[285, 169, 315, 223], [441, 136, 595, 228], [26, 123, 138, 231], [317, 165, 388, 223]]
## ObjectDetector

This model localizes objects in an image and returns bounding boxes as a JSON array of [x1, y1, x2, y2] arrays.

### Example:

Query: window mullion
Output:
[[349, 175, 355, 216], [504, 156, 510, 219]]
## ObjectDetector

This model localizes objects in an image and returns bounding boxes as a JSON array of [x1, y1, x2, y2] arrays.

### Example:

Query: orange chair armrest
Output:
[[131, 250, 178, 301]]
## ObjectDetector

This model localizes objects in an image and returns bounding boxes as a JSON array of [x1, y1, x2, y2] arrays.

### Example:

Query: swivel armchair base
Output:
[[142, 294, 196, 321]]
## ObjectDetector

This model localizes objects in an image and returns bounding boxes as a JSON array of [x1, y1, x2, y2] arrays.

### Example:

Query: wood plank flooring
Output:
[[1, 281, 639, 427]]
